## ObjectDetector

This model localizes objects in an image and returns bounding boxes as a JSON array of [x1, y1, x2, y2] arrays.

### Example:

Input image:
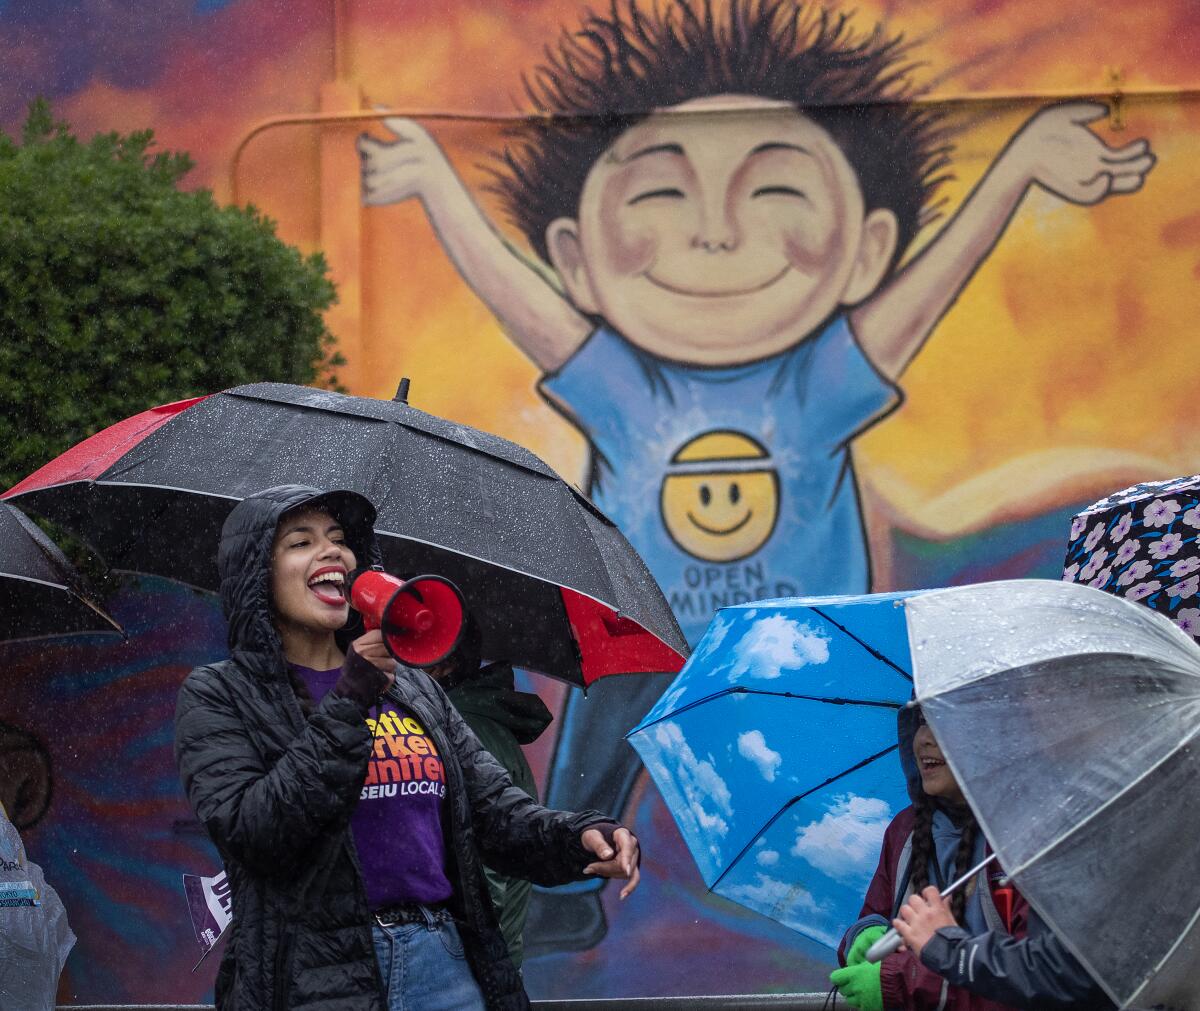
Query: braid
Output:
[[950, 813, 980, 923], [909, 792, 982, 924], [907, 793, 936, 896]]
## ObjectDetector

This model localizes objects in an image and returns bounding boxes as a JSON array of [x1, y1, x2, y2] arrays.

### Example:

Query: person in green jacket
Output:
[[429, 614, 553, 968]]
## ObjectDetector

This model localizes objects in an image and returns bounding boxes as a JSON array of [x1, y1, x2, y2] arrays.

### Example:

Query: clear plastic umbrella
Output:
[[904, 578, 1200, 1010]]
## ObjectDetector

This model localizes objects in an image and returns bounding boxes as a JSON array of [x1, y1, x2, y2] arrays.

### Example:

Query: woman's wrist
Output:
[[333, 646, 390, 712]]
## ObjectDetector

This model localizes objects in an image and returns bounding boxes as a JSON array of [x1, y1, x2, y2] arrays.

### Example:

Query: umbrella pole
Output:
[[866, 852, 999, 963]]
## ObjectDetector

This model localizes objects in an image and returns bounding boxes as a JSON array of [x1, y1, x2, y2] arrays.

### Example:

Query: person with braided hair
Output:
[[831, 705, 1114, 1011]]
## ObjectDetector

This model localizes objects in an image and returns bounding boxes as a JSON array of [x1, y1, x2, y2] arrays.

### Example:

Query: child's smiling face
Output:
[[547, 95, 899, 366]]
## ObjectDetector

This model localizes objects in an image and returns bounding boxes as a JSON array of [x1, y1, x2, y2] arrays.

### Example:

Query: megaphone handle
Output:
[[865, 927, 904, 963]]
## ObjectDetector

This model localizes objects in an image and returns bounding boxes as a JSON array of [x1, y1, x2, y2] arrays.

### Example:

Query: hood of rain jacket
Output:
[[217, 484, 379, 675]]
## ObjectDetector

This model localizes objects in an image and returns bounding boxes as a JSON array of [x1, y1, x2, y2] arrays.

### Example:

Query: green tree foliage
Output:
[[0, 100, 342, 490]]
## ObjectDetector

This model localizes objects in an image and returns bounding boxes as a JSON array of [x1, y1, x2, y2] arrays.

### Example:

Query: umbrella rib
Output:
[[1127, 900, 1200, 1007], [1003, 722, 1200, 880], [810, 607, 912, 682], [631, 688, 901, 733], [709, 741, 900, 893], [0, 572, 79, 592], [743, 690, 902, 709], [75, 591, 126, 636]]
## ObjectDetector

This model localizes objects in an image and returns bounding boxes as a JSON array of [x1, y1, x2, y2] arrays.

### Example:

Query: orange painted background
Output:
[[19, 0, 1200, 535], [3, 0, 1200, 1002]]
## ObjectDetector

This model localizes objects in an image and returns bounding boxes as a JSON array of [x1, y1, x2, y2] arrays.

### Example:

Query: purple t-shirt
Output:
[[292, 665, 453, 910]]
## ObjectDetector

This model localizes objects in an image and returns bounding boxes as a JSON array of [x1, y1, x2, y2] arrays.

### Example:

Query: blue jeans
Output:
[[372, 909, 486, 1011]]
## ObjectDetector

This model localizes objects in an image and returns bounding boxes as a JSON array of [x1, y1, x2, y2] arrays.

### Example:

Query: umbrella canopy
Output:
[[0, 503, 123, 641], [627, 591, 922, 948], [906, 578, 1200, 1011], [1064, 473, 1200, 643], [4, 383, 685, 686]]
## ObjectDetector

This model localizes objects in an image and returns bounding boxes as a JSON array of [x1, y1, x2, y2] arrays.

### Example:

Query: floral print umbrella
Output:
[[1063, 474, 1200, 641]]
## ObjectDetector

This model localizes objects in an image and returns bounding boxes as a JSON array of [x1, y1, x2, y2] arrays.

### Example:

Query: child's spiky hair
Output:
[[492, 0, 952, 268]]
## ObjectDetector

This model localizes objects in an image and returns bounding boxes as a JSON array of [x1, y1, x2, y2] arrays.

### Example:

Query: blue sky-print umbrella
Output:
[[1064, 473, 1200, 643], [627, 591, 925, 949]]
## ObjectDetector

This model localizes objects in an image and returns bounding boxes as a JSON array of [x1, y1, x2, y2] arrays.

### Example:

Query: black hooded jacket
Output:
[[174, 485, 610, 1010]]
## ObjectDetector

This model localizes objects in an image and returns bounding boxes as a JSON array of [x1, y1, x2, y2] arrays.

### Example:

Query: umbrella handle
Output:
[[865, 928, 903, 963], [865, 852, 1000, 964]]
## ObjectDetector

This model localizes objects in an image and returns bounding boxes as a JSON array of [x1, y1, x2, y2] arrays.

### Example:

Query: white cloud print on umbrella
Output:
[[726, 614, 831, 682], [638, 608, 843, 731], [721, 869, 835, 945], [791, 793, 893, 889], [637, 720, 734, 881], [738, 730, 782, 782], [628, 591, 923, 951]]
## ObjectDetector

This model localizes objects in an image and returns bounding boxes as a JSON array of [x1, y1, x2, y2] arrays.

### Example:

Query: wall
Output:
[[1, 0, 1198, 1002]]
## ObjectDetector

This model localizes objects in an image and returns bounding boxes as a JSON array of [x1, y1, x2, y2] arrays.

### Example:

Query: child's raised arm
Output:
[[358, 116, 591, 372], [850, 102, 1155, 382]]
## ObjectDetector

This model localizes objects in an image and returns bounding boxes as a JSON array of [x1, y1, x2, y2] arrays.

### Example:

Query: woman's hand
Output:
[[349, 629, 397, 684], [331, 631, 396, 713], [893, 886, 958, 958], [580, 825, 641, 899]]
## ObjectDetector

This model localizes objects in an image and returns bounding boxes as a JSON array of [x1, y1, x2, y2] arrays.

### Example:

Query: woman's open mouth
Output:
[[920, 757, 946, 772], [307, 567, 347, 607]]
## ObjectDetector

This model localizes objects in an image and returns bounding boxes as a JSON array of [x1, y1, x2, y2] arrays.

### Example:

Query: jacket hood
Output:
[[217, 484, 381, 675], [446, 662, 552, 745]]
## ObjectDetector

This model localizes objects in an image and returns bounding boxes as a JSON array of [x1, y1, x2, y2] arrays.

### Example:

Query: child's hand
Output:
[[829, 960, 882, 1011], [1003, 102, 1155, 205], [845, 924, 887, 966], [358, 113, 453, 206], [893, 886, 958, 958]]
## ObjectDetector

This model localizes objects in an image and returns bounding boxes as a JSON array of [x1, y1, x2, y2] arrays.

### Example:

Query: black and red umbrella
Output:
[[4, 382, 686, 687], [0, 502, 123, 641]]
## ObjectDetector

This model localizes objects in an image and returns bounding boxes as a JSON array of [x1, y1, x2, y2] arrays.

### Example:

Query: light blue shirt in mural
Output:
[[540, 315, 900, 645]]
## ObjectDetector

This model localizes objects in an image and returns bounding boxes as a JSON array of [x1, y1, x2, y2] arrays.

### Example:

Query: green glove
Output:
[[845, 925, 887, 966], [830, 960, 883, 1011]]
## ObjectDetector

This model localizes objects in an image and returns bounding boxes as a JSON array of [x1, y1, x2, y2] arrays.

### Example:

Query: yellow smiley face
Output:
[[660, 431, 780, 563]]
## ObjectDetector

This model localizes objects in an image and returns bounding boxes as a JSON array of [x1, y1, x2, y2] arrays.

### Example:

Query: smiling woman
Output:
[[268, 507, 358, 667], [174, 484, 642, 1011]]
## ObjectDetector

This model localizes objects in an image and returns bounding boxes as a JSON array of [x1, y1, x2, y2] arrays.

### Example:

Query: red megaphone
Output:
[[348, 568, 465, 668]]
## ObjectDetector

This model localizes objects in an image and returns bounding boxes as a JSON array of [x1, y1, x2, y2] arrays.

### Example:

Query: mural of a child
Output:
[[359, 0, 1153, 953]]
